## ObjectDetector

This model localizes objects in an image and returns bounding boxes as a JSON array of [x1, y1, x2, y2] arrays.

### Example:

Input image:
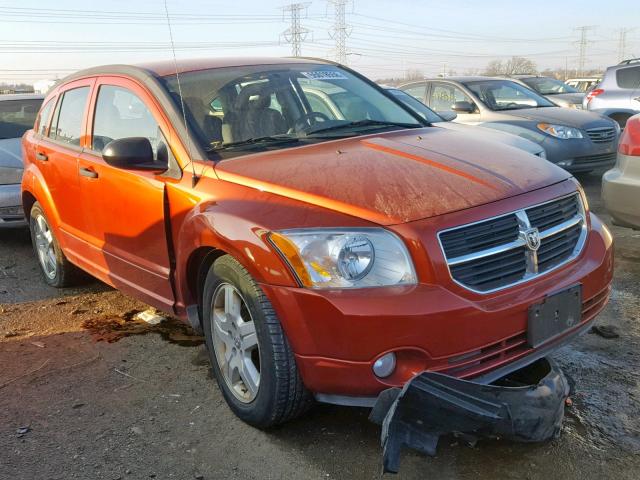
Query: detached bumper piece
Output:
[[370, 358, 569, 474]]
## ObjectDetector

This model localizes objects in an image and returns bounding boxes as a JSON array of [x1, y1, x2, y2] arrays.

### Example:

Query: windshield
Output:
[[386, 89, 443, 123], [163, 64, 423, 158], [465, 80, 555, 111], [0, 98, 42, 139], [521, 77, 579, 95]]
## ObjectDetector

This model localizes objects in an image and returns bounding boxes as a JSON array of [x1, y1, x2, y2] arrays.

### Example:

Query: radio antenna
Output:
[[163, 0, 198, 187]]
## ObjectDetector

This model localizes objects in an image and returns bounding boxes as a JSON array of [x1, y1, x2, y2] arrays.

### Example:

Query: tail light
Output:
[[585, 88, 604, 104], [618, 115, 640, 156]]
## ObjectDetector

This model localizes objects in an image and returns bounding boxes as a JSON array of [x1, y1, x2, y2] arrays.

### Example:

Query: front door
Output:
[[79, 78, 176, 311], [428, 82, 481, 124]]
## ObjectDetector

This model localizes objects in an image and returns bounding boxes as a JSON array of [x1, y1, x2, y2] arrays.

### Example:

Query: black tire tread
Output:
[[209, 255, 312, 427]]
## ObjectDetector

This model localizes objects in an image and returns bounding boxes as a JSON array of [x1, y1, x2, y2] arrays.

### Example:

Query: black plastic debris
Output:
[[370, 358, 569, 474]]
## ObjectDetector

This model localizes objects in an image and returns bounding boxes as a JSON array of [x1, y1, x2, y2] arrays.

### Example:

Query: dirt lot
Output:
[[1, 172, 639, 480]]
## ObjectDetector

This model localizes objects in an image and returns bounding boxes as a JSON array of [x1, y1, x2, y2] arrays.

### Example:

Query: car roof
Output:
[[0, 93, 45, 101], [426, 76, 503, 83], [62, 56, 334, 82]]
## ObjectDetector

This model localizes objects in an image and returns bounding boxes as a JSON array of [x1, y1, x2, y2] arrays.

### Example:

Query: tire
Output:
[[202, 254, 312, 428], [29, 202, 80, 287]]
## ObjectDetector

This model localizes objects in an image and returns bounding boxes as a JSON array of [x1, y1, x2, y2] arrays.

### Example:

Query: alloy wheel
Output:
[[210, 283, 261, 403], [33, 214, 57, 280]]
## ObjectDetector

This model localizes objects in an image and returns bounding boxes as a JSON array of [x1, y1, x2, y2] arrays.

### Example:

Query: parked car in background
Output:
[[400, 77, 620, 172], [386, 87, 547, 158], [566, 77, 601, 93], [584, 59, 640, 128], [509, 75, 585, 109], [21, 58, 613, 433], [602, 113, 640, 229], [0, 93, 43, 227]]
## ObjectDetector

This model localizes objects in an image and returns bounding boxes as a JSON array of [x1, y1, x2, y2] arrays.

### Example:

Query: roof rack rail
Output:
[[619, 58, 640, 65]]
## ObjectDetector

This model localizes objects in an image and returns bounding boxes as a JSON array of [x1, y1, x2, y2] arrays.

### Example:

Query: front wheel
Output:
[[202, 255, 312, 428]]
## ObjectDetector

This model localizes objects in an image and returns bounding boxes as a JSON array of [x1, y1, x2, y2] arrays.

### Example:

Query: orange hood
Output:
[[214, 127, 570, 225]]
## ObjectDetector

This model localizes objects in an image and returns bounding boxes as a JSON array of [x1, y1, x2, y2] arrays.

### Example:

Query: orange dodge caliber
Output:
[[22, 58, 613, 433]]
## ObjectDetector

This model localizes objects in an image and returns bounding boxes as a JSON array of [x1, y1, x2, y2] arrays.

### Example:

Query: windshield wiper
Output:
[[306, 119, 421, 136], [207, 135, 301, 152]]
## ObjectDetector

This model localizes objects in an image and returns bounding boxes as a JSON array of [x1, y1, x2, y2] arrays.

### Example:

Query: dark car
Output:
[[400, 77, 621, 172]]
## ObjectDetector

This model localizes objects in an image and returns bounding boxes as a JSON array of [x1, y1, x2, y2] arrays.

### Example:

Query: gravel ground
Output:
[[1, 172, 639, 480]]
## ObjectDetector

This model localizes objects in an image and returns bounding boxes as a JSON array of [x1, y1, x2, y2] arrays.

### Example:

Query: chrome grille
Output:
[[586, 127, 617, 144], [439, 194, 587, 293]]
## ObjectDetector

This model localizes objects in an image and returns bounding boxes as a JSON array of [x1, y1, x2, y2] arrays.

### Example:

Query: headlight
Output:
[[0, 166, 23, 185], [269, 228, 417, 289], [537, 123, 583, 139]]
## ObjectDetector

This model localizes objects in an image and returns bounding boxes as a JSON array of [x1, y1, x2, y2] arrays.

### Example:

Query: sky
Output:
[[0, 0, 638, 84]]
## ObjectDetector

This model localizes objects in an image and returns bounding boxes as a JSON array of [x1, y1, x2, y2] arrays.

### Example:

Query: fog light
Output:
[[557, 159, 574, 167], [373, 352, 396, 378]]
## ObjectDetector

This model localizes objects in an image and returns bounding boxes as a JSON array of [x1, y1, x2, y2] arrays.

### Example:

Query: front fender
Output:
[[173, 199, 300, 311]]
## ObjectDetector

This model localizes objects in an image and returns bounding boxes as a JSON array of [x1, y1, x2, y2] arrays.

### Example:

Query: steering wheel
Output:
[[504, 102, 519, 108], [293, 112, 331, 133]]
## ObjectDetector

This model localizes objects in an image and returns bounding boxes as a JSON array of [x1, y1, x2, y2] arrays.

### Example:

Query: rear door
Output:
[[615, 66, 640, 110], [79, 76, 175, 311], [34, 79, 94, 252]]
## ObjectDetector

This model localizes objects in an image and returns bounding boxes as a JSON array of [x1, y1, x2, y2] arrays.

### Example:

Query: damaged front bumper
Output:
[[369, 358, 569, 474]]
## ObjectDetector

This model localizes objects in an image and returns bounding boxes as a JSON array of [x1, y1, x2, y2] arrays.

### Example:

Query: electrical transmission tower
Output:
[[617, 28, 633, 62], [281, 3, 310, 57], [574, 26, 596, 76], [328, 0, 351, 64]]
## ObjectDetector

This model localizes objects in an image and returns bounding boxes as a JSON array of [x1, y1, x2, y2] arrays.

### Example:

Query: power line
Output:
[[328, 0, 351, 64], [281, 3, 311, 57], [617, 28, 634, 62], [575, 25, 596, 76]]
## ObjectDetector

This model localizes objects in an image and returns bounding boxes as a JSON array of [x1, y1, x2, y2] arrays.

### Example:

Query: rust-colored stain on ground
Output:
[[81, 309, 204, 346]]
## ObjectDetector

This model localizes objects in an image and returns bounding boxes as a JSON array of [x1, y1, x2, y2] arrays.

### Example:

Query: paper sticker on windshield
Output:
[[301, 70, 348, 80]]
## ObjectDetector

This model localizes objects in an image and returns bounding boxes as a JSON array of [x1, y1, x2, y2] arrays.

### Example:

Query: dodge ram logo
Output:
[[522, 227, 541, 252]]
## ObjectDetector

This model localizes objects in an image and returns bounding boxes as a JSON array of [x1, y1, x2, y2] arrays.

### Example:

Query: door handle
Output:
[[79, 167, 98, 179], [35, 151, 48, 162]]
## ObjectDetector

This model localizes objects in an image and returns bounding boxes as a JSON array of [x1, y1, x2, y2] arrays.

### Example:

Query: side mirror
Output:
[[451, 101, 475, 113], [102, 137, 164, 172], [439, 111, 458, 122]]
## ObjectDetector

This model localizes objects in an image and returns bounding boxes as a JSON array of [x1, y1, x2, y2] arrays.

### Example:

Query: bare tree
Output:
[[483, 57, 537, 76], [404, 69, 425, 81]]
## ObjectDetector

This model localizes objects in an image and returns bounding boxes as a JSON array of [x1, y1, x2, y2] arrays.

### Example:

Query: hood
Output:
[[0, 138, 24, 169], [433, 122, 544, 156], [546, 93, 585, 105], [505, 106, 612, 129], [215, 128, 570, 225]]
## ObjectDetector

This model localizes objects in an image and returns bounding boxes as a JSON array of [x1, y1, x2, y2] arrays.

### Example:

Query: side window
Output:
[[36, 98, 55, 136], [430, 83, 473, 112], [51, 87, 90, 146], [616, 67, 640, 89], [92, 85, 168, 165], [403, 84, 426, 101]]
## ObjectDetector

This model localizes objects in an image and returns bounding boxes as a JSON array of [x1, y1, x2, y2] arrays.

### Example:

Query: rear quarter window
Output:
[[50, 87, 90, 146], [616, 67, 640, 89], [35, 98, 55, 136]]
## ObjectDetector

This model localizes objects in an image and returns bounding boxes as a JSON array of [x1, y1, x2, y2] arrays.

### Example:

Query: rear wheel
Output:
[[29, 202, 80, 287], [202, 254, 312, 428]]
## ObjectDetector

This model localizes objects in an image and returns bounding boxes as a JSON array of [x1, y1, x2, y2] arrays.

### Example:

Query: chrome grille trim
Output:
[[585, 126, 617, 144], [438, 193, 587, 294]]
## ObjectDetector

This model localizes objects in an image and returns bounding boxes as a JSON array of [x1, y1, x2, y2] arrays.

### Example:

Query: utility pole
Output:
[[281, 3, 310, 57], [617, 28, 633, 63], [574, 26, 596, 76], [328, 0, 351, 64]]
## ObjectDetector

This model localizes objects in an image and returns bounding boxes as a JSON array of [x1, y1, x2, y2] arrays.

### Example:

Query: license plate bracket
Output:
[[527, 284, 582, 348]]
